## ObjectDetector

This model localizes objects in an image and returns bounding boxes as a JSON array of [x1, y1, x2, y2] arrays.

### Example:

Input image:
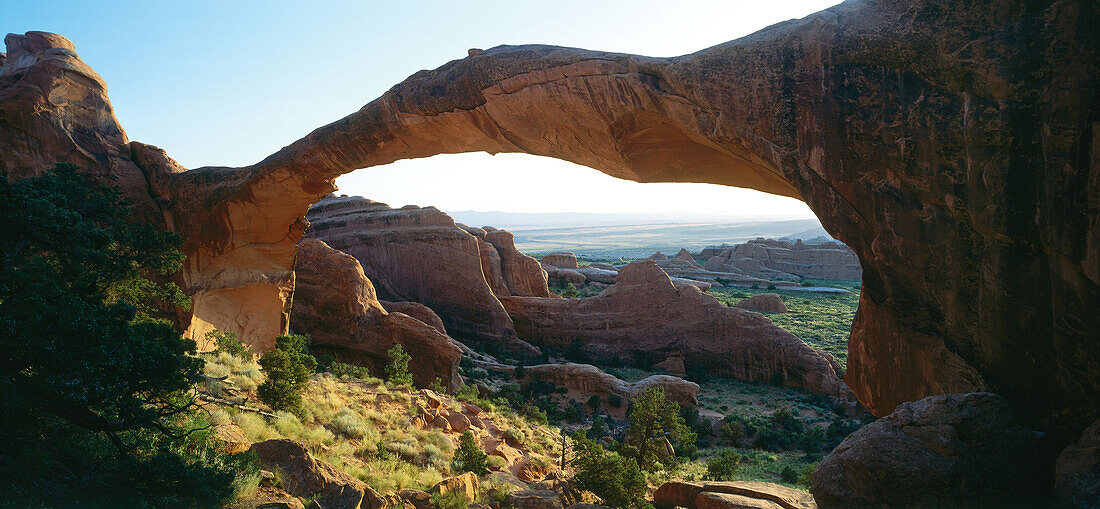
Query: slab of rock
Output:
[[543, 265, 587, 287], [508, 489, 564, 509], [654, 480, 815, 509], [380, 300, 448, 335], [736, 294, 788, 314], [522, 362, 699, 407], [304, 195, 538, 354], [704, 239, 861, 282], [540, 251, 578, 269], [811, 392, 1046, 508], [250, 439, 383, 509], [502, 261, 851, 402], [291, 238, 463, 390]]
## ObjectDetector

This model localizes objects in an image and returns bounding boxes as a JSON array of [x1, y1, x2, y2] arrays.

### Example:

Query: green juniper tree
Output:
[[623, 386, 696, 472], [385, 343, 414, 387], [257, 334, 317, 415], [571, 430, 649, 508], [0, 164, 244, 506]]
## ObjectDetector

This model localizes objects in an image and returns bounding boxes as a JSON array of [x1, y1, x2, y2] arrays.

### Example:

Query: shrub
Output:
[[571, 431, 649, 508], [798, 461, 819, 486], [780, 465, 799, 483], [514, 364, 526, 379], [705, 449, 742, 481], [562, 283, 580, 298], [799, 426, 825, 452], [329, 361, 370, 381], [432, 490, 468, 509], [257, 334, 317, 415], [607, 395, 623, 408], [503, 428, 525, 445], [385, 344, 414, 388], [207, 329, 252, 359], [589, 415, 610, 439], [486, 455, 507, 470], [587, 394, 602, 411], [767, 283, 777, 290], [331, 408, 372, 440], [453, 431, 489, 475]]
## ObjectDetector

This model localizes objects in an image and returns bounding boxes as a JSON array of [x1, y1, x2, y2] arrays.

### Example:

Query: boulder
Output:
[[503, 262, 851, 402], [811, 393, 1047, 508], [291, 238, 463, 391], [250, 439, 382, 509], [508, 489, 563, 509], [213, 422, 251, 454], [398, 489, 432, 509], [430, 472, 480, 503], [540, 252, 578, 269], [572, 267, 619, 284], [1054, 418, 1100, 508], [304, 195, 538, 354], [735, 294, 788, 314], [653, 481, 815, 509]]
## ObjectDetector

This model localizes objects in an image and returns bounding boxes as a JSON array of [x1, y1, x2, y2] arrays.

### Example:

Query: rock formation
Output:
[[250, 439, 386, 509], [480, 229, 551, 298], [521, 362, 700, 407], [703, 239, 861, 282], [811, 392, 1047, 508], [291, 239, 463, 390], [303, 195, 538, 354], [502, 261, 851, 402], [539, 251, 578, 269], [736, 294, 789, 314], [3, 0, 1098, 477]]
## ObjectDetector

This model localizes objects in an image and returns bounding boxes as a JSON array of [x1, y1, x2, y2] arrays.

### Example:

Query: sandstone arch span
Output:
[[2, 0, 1096, 445]]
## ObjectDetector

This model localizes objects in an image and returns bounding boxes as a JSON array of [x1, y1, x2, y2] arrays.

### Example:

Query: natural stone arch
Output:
[[119, 0, 1100, 444]]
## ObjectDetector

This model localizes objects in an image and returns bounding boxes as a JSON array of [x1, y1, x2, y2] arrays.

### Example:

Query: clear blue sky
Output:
[[2, 0, 837, 218]]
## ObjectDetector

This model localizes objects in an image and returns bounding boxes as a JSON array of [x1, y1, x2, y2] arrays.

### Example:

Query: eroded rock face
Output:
[[303, 195, 537, 353], [1054, 418, 1100, 508], [502, 261, 852, 402], [481, 229, 551, 297], [291, 238, 462, 390], [811, 392, 1047, 508]]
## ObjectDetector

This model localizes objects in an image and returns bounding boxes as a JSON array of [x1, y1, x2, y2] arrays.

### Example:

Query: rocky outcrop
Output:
[[303, 195, 538, 354], [543, 265, 587, 287], [1054, 419, 1100, 508], [250, 439, 385, 509], [653, 481, 816, 509], [291, 238, 463, 390], [482, 229, 551, 298], [540, 252, 578, 269], [736, 294, 788, 314], [811, 393, 1047, 508], [522, 362, 699, 407], [703, 239, 861, 282], [4, 0, 1098, 455], [502, 261, 851, 402]]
